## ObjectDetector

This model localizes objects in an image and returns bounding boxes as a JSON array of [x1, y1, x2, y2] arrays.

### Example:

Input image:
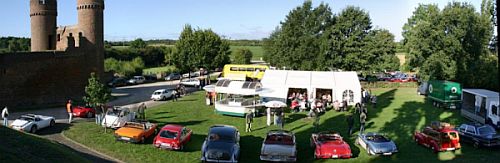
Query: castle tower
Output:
[[77, 0, 104, 48], [30, 0, 57, 51]]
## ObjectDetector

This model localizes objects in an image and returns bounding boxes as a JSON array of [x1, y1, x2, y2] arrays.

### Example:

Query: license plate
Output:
[[331, 155, 338, 158], [161, 143, 171, 147], [121, 137, 130, 141], [446, 148, 455, 151], [383, 153, 392, 155]]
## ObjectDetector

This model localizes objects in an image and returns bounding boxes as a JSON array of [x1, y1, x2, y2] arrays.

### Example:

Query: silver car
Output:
[[10, 114, 55, 133], [356, 132, 398, 156], [260, 130, 297, 162]]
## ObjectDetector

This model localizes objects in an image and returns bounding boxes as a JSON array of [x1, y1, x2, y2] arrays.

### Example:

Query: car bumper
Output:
[[315, 153, 351, 159], [11, 126, 27, 131], [482, 141, 500, 147], [115, 136, 139, 143], [260, 155, 296, 162], [201, 157, 236, 163], [154, 143, 180, 150]]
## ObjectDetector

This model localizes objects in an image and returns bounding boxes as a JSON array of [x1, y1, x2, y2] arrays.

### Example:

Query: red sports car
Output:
[[72, 106, 95, 118], [311, 131, 352, 159], [153, 124, 192, 150]]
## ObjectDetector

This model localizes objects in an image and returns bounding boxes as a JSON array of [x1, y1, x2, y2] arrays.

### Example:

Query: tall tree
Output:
[[130, 38, 147, 49], [171, 25, 230, 73], [233, 48, 253, 64], [364, 29, 399, 72], [83, 73, 111, 108]]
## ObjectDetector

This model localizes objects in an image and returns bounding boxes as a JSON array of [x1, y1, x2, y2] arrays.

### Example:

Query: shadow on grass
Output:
[[37, 123, 72, 136], [239, 135, 265, 162]]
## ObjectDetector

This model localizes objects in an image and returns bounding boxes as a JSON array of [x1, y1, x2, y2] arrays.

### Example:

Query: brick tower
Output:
[[30, 0, 57, 51], [77, 0, 105, 75]]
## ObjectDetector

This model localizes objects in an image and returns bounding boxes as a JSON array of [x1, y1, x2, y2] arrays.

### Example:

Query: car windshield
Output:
[[265, 134, 294, 145], [160, 130, 178, 139], [19, 116, 34, 121], [124, 123, 144, 129], [208, 133, 234, 142], [318, 134, 341, 141], [478, 126, 496, 135], [367, 135, 390, 142], [106, 109, 121, 116]]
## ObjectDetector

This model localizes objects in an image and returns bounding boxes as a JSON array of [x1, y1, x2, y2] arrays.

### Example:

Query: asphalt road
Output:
[[6, 79, 204, 163]]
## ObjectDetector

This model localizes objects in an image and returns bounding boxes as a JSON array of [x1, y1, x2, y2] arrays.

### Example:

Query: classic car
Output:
[[165, 73, 181, 81], [107, 77, 128, 87], [127, 76, 146, 85], [414, 122, 461, 152], [201, 125, 240, 163], [180, 78, 200, 87], [72, 106, 95, 118], [114, 121, 157, 143], [10, 114, 55, 133], [457, 123, 500, 148], [151, 89, 174, 101], [310, 131, 351, 159], [153, 124, 192, 150], [260, 130, 297, 162], [356, 132, 398, 156], [102, 107, 136, 129]]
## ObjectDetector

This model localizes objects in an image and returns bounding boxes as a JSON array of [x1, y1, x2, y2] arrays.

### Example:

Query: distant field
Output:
[[230, 46, 264, 61], [143, 66, 177, 75]]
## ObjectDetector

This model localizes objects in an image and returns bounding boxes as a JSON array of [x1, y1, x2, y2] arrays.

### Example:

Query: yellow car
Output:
[[114, 122, 157, 143]]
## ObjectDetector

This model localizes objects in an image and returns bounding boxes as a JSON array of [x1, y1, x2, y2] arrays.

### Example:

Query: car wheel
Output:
[[367, 147, 372, 155], [415, 137, 419, 144], [180, 145, 184, 151], [473, 141, 480, 148], [50, 120, 55, 127], [30, 125, 37, 134], [313, 154, 317, 159], [87, 112, 93, 118], [431, 145, 437, 153], [417, 91, 421, 95], [141, 137, 145, 144]]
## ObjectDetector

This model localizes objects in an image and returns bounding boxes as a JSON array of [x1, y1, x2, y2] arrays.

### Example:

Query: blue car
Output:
[[201, 125, 240, 163], [356, 132, 398, 156]]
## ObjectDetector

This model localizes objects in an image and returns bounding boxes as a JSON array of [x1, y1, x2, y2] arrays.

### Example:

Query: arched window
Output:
[[342, 90, 354, 103]]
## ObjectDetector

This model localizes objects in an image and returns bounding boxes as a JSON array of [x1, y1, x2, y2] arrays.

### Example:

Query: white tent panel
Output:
[[285, 71, 311, 88]]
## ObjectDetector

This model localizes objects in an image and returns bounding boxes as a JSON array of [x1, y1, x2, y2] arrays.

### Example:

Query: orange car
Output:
[[114, 122, 158, 143]]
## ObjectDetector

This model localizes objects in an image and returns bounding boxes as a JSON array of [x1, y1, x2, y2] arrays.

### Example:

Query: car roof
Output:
[[268, 130, 293, 136], [209, 125, 237, 134], [161, 124, 184, 131], [155, 89, 166, 92]]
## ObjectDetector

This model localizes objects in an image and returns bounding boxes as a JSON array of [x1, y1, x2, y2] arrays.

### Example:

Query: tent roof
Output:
[[463, 89, 499, 98], [215, 80, 262, 95]]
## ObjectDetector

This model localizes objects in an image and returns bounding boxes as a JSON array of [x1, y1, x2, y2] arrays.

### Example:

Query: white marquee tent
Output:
[[260, 70, 361, 105]]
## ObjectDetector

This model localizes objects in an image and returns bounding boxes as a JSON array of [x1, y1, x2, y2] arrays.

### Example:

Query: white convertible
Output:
[[10, 114, 55, 133], [102, 107, 136, 129]]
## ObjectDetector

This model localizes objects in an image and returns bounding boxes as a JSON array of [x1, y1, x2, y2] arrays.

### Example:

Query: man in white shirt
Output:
[[1, 107, 9, 126]]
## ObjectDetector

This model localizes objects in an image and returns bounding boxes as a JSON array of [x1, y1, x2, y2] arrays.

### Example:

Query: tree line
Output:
[[403, 0, 498, 91], [0, 37, 30, 53], [263, 1, 400, 73]]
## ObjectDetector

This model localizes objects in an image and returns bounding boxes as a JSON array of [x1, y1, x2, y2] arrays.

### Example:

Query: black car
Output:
[[165, 73, 181, 81], [107, 78, 127, 87], [457, 123, 500, 148], [201, 125, 240, 163]]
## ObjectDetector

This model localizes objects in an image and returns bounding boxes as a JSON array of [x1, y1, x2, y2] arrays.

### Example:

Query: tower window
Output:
[[57, 34, 60, 41], [79, 32, 83, 38], [39, 0, 46, 4]]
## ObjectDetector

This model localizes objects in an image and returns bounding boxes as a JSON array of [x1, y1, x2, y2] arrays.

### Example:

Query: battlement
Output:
[[77, 4, 104, 10]]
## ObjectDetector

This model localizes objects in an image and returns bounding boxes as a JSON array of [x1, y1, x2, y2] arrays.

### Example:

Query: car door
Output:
[[464, 125, 476, 142], [179, 128, 186, 145]]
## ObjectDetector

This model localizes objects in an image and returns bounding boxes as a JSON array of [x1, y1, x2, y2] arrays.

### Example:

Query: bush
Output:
[[104, 57, 145, 77]]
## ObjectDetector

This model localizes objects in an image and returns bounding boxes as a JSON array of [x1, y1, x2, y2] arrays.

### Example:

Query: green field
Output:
[[230, 46, 264, 61], [143, 65, 177, 75], [0, 126, 88, 162], [64, 88, 499, 163]]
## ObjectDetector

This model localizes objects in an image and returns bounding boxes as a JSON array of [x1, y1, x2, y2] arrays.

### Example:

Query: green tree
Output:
[[130, 38, 147, 49], [233, 48, 253, 64], [364, 29, 399, 72], [172, 24, 230, 73], [83, 72, 111, 108]]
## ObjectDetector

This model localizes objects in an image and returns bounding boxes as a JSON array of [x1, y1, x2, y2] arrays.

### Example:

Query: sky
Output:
[[0, 0, 482, 41]]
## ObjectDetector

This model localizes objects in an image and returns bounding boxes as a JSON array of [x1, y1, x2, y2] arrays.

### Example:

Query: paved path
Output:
[[7, 79, 203, 162]]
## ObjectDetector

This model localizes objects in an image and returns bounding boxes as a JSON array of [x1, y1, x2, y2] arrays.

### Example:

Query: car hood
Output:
[[262, 144, 295, 156], [102, 116, 119, 126], [318, 141, 350, 154], [11, 120, 30, 127], [115, 127, 144, 137], [368, 141, 397, 152], [205, 141, 235, 160], [481, 134, 500, 140]]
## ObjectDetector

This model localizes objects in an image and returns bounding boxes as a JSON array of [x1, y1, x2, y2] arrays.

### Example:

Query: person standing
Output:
[[371, 95, 377, 109], [266, 107, 272, 126], [95, 105, 103, 125], [172, 89, 178, 102], [66, 100, 73, 124], [2, 107, 9, 126], [245, 111, 254, 132], [359, 111, 367, 133], [313, 109, 320, 132], [342, 100, 348, 112], [276, 108, 284, 129], [347, 114, 354, 135]]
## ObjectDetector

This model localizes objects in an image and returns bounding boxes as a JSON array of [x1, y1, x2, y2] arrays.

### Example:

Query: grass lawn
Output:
[[230, 46, 264, 61], [0, 126, 89, 162], [64, 88, 499, 163]]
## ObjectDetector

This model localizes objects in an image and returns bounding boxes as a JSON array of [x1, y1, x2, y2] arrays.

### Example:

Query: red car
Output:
[[153, 124, 192, 150], [310, 131, 352, 159], [414, 122, 461, 152], [72, 106, 95, 118]]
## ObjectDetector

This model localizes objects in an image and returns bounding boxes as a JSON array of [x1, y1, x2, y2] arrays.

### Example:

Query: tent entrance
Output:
[[315, 88, 332, 100]]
